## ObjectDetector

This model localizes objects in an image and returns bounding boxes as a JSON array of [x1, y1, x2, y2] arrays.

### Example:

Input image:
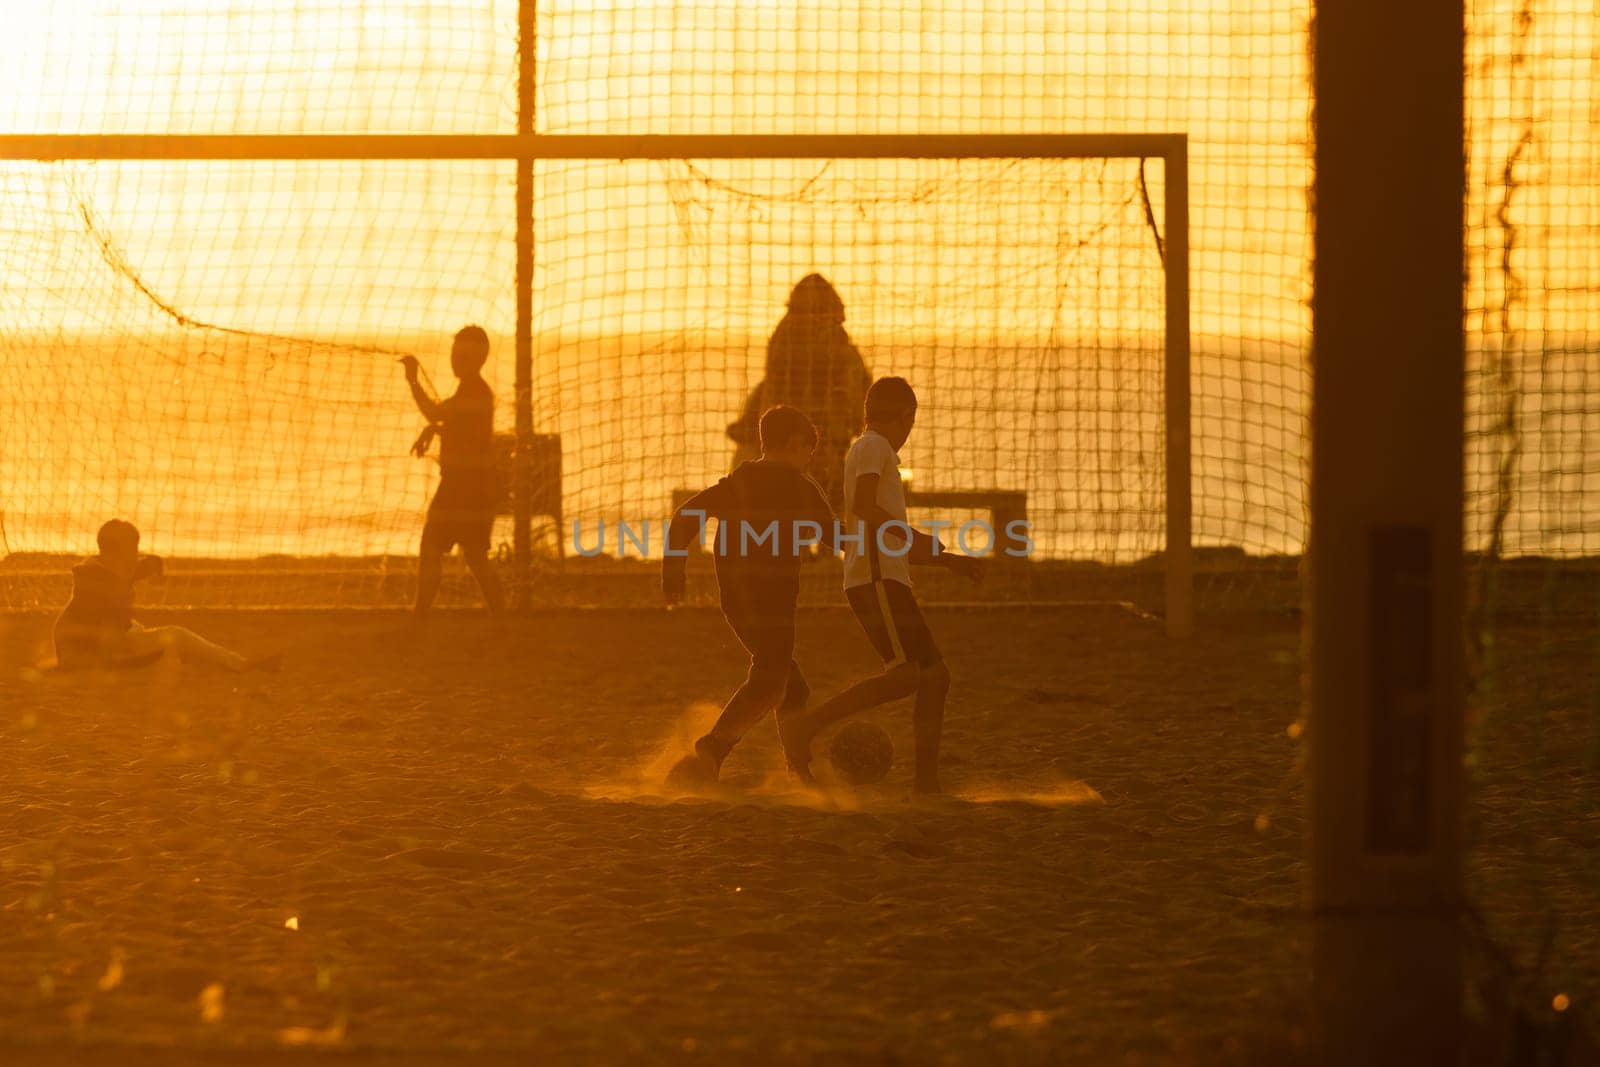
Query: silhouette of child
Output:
[[53, 519, 280, 672], [779, 377, 982, 794], [664, 405, 841, 784], [401, 325, 506, 620]]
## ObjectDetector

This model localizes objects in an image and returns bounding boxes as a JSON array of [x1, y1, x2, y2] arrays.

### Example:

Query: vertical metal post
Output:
[[1164, 140, 1194, 639], [513, 0, 536, 608], [1311, 2, 1464, 1063]]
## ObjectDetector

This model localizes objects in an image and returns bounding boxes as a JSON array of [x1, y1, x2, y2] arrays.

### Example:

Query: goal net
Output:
[[0, 150, 1176, 609]]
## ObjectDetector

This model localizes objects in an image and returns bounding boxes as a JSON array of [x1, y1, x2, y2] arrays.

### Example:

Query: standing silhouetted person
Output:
[[53, 519, 280, 672], [728, 274, 870, 507], [663, 405, 841, 785], [779, 377, 982, 793], [401, 325, 506, 620]]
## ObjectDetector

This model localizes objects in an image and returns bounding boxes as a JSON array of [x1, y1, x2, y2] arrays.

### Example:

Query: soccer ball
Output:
[[828, 721, 894, 785]]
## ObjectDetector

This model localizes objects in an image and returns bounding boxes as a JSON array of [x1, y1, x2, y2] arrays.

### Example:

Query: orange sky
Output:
[[0, 1, 1595, 342]]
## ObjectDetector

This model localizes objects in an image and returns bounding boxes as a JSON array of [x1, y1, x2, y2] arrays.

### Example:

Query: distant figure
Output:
[[53, 519, 280, 673], [779, 377, 982, 794], [662, 405, 841, 785], [728, 275, 871, 507], [401, 325, 506, 620]]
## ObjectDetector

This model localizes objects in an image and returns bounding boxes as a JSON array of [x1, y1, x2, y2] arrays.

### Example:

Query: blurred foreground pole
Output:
[[1311, 1, 1464, 1064], [512, 0, 536, 609]]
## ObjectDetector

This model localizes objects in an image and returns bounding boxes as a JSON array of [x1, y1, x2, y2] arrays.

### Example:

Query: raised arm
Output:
[[400, 357, 446, 423]]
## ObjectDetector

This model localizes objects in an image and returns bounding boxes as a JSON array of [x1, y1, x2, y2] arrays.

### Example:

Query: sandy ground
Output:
[[0, 604, 1593, 1064]]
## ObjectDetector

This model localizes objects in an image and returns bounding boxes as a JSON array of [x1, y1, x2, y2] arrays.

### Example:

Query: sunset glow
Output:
[[2, 4, 1598, 1063]]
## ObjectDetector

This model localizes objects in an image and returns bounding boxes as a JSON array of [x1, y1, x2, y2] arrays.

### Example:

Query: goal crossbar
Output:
[[0, 132, 1185, 162], [0, 131, 1192, 636]]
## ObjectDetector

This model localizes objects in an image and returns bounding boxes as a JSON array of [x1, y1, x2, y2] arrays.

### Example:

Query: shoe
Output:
[[665, 751, 716, 788], [665, 734, 732, 788]]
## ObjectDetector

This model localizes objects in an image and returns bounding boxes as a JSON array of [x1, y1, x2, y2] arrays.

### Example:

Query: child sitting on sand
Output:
[[779, 377, 982, 794], [53, 519, 281, 673], [661, 405, 841, 784]]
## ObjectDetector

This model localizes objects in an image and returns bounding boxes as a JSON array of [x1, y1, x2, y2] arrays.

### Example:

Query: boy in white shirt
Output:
[[779, 377, 981, 793]]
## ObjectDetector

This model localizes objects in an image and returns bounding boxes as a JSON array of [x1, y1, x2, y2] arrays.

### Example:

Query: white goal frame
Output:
[[0, 132, 1193, 636]]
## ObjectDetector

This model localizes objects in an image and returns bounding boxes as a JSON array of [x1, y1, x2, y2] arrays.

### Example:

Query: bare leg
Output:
[[670, 655, 809, 787], [910, 661, 951, 794], [463, 549, 506, 617], [698, 664, 788, 766], [665, 676, 779, 788], [776, 661, 810, 715], [780, 662, 920, 783], [122, 624, 250, 672], [414, 530, 447, 618]]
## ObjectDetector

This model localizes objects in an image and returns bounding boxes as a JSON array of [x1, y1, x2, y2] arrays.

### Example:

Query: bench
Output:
[[905, 489, 1029, 556], [904, 489, 1027, 535], [492, 432, 565, 556], [667, 486, 1028, 555]]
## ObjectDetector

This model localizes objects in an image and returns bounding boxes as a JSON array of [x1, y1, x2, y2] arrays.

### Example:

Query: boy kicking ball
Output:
[[661, 405, 840, 785], [780, 377, 982, 794]]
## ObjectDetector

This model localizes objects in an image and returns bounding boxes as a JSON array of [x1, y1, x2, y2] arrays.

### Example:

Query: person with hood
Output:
[[728, 274, 871, 508]]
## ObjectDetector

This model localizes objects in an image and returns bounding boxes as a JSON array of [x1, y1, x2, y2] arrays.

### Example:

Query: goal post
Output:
[[1312, 1, 1464, 1061], [0, 133, 1191, 630]]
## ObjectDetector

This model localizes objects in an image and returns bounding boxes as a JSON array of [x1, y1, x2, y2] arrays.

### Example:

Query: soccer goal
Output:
[[0, 133, 1190, 631]]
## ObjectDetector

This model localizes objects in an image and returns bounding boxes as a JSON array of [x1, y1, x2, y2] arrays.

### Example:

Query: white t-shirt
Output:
[[842, 429, 913, 589]]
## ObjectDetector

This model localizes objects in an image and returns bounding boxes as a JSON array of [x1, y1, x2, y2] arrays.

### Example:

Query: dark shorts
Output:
[[846, 579, 943, 668], [721, 577, 799, 673], [425, 476, 495, 554], [423, 514, 493, 554]]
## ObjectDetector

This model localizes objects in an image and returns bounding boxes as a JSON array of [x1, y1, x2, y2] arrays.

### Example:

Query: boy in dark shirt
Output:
[[662, 405, 839, 784], [53, 519, 279, 672], [401, 325, 506, 620]]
